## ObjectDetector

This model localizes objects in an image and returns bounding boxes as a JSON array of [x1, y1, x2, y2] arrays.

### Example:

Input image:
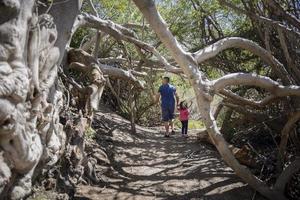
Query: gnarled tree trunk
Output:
[[0, 1, 79, 199]]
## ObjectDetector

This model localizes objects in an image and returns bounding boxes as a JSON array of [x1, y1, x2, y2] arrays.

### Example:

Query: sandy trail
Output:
[[74, 112, 264, 200]]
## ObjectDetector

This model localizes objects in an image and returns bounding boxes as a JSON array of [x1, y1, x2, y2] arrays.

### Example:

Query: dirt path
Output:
[[74, 112, 264, 200]]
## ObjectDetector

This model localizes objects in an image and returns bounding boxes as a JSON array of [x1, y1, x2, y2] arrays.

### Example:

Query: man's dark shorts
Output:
[[162, 105, 175, 122]]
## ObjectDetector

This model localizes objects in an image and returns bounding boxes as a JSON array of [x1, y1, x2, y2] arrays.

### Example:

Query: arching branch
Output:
[[219, 89, 277, 108], [212, 73, 300, 97], [193, 37, 292, 84]]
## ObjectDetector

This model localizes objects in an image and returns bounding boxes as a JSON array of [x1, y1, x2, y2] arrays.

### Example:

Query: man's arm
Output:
[[175, 91, 179, 106], [154, 86, 161, 104], [155, 92, 160, 104]]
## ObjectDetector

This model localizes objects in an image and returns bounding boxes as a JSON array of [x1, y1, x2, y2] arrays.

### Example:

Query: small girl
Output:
[[178, 101, 189, 137]]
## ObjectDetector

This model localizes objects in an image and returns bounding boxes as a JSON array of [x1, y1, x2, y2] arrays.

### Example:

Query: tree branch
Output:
[[275, 157, 300, 192], [222, 102, 268, 121], [193, 37, 292, 84], [86, 0, 101, 58], [218, 0, 300, 38], [278, 112, 300, 169], [219, 89, 277, 108], [68, 48, 145, 89], [212, 73, 300, 97], [77, 13, 182, 74], [265, 0, 300, 30]]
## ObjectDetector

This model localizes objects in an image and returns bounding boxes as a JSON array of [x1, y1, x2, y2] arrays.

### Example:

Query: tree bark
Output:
[[0, 1, 80, 199]]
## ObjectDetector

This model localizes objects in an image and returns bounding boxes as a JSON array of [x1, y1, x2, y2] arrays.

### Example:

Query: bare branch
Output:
[[193, 37, 292, 84], [98, 57, 128, 63], [122, 23, 149, 30], [77, 13, 182, 74], [278, 112, 300, 169], [86, 0, 101, 58], [265, 0, 300, 30], [219, 89, 277, 108], [218, 0, 300, 38], [222, 102, 268, 121], [86, 0, 98, 17], [277, 27, 300, 83], [275, 157, 300, 192], [212, 73, 300, 97], [68, 48, 145, 88]]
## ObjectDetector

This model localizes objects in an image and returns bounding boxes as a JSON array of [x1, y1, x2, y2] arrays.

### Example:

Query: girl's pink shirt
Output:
[[179, 108, 189, 121]]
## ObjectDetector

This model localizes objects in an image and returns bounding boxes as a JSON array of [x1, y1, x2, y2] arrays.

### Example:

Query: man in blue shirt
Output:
[[156, 77, 179, 137]]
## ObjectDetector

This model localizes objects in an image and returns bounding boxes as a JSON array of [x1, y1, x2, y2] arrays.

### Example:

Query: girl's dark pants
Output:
[[181, 120, 188, 135]]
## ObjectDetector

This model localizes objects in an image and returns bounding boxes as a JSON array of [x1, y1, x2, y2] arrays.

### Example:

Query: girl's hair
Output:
[[179, 101, 187, 110]]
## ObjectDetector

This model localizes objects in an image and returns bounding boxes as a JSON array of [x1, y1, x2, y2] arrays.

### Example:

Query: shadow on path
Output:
[[75, 112, 265, 200]]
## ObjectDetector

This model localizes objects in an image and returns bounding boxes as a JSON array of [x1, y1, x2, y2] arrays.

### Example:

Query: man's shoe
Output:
[[171, 130, 175, 135]]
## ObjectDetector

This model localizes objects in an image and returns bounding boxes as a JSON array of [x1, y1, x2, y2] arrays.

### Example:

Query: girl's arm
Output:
[[188, 101, 193, 109]]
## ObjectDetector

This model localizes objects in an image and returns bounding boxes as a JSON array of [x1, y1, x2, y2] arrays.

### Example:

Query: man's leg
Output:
[[169, 106, 175, 134], [164, 121, 170, 136], [162, 107, 170, 136], [170, 119, 175, 134]]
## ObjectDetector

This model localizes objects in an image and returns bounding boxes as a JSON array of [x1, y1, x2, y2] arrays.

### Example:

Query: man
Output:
[[156, 76, 179, 137]]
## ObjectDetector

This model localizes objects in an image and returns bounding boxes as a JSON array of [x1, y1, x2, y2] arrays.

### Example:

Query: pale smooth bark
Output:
[[219, 89, 277, 108], [193, 37, 292, 84], [212, 73, 300, 96]]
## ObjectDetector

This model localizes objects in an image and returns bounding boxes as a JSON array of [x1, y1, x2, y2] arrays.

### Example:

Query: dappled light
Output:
[[1, 0, 300, 200], [74, 111, 255, 200]]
